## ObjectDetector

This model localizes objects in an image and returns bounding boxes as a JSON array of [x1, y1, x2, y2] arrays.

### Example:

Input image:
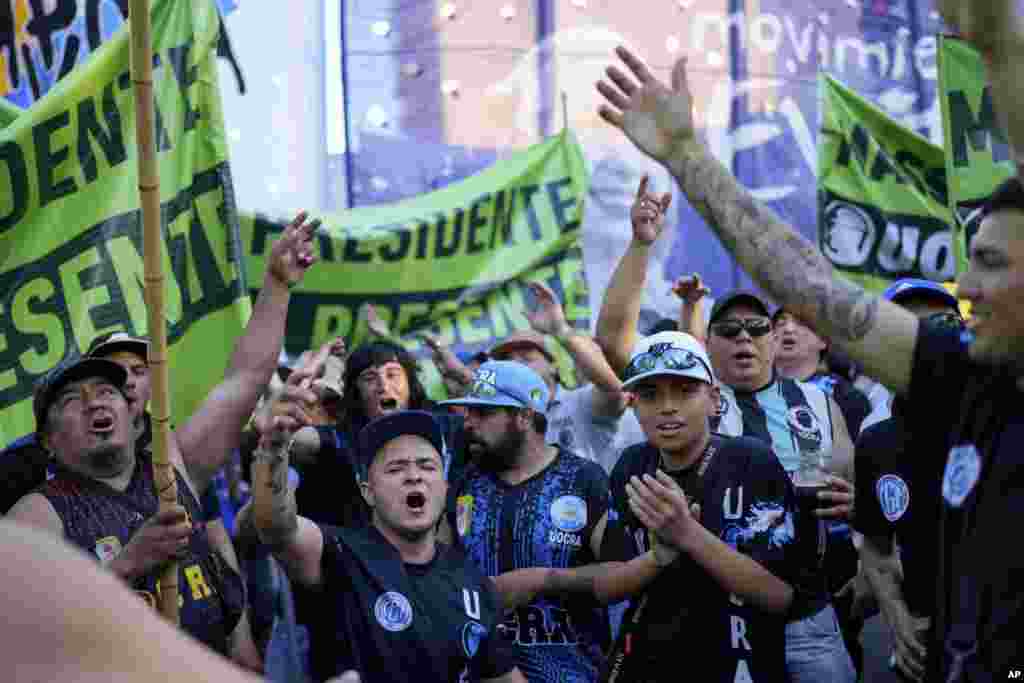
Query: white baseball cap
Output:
[[621, 331, 715, 389]]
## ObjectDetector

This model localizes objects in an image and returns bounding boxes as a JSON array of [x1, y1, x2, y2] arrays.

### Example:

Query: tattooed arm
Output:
[[596, 47, 920, 395], [248, 419, 325, 588]]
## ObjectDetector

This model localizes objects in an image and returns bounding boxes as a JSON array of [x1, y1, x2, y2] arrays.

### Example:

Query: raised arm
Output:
[[940, 0, 1024, 174], [594, 176, 673, 374], [526, 281, 628, 418], [239, 404, 324, 588], [597, 48, 920, 395], [175, 212, 319, 492], [671, 274, 710, 346]]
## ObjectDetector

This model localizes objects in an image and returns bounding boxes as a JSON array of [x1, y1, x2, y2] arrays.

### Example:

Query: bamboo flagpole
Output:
[[130, 0, 180, 625]]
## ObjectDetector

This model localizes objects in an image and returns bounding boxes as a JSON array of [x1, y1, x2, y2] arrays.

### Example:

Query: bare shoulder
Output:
[[6, 492, 63, 534]]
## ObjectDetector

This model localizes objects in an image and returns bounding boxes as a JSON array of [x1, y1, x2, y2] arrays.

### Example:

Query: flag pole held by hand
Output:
[[130, 0, 179, 626]]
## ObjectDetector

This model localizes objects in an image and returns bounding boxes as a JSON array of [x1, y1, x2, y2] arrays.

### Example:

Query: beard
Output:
[[82, 442, 131, 477], [475, 425, 526, 473]]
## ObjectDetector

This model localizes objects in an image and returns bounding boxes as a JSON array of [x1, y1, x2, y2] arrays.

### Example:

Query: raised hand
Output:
[[268, 212, 319, 288], [419, 332, 473, 385], [526, 281, 572, 338], [671, 273, 710, 305], [254, 369, 318, 436], [363, 304, 392, 339], [597, 47, 698, 167], [629, 175, 673, 245]]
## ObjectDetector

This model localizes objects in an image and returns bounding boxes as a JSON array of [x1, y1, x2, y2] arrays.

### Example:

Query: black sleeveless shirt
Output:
[[38, 451, 245, 654]]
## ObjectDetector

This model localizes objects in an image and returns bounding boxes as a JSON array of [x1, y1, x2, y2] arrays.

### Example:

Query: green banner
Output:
[[240, 130, 590, 395], [0, 0, 249, 444], [818, 74, 955, 292], [939, 35, 1015, 271]]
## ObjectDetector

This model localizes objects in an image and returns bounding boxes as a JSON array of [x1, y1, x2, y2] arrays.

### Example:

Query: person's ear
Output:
[[707, 384, 722, 418], [360, 479, 374, 508]]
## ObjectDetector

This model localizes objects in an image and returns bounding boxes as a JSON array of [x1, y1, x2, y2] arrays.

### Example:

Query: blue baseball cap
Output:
[[882, 278, 958, 309], [439, 360, 550, 414], [356, 410, 449, 480]]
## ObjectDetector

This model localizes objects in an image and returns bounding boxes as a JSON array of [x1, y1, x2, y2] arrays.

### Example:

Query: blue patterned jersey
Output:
[[450, 447, 610, 682]]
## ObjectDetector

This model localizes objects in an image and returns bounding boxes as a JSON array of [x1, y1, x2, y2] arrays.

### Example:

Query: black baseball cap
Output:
[[356, 410, 448, 481], [86, 332, 149, 361], [34, 358, 128, 434], [708, 290, 772, 325]]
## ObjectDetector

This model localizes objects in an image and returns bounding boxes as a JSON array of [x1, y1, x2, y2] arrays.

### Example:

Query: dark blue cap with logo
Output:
[[33, 357, 128, 434], [356, 410, 449, 481]]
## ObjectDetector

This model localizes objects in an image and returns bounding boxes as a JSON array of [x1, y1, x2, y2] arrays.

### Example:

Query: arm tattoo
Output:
[[670, 148, 879, 344], [253, 436, 298, 548]]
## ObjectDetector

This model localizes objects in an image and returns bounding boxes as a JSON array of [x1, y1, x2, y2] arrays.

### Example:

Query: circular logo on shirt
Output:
[[374, 591, 414, 632], [942, 443, 981, 509], [550, 495, 588, 533], [876, 474, 910, 522], [786, 406, 823, 448], [461, 620, 488, 659]]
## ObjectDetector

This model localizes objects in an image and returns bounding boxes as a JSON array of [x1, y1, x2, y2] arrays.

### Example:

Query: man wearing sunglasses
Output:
[[596, 179, 857, 681], [853, 278, 964, 682]]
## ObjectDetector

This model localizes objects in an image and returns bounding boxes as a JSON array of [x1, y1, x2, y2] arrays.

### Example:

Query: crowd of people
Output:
[[3, 2, 1023, 682]]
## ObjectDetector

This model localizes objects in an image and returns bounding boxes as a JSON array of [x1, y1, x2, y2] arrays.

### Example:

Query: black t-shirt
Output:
[[853, 413, 942, 617], [601, 436, 811, 683], [905, 322, 1024, 680], [293, 426, 368, 528], [300, 524, 516, 683]]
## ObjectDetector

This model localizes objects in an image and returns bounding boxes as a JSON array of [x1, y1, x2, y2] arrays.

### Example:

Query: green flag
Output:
[[818, 74, 954, 292], [939, 35, 1015, 272], [0, 0, 249, 443], [240, 130, 590, 394]]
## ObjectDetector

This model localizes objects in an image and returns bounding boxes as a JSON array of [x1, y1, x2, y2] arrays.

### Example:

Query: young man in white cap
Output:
[[441, 360, 616, 682], [601, 330, 810, 682], [240, 407, 526, 683]]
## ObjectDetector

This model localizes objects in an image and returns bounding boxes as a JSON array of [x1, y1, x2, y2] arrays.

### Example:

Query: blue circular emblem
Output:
[[876, 474, 910, 522], [550, 495, 588, 533], [943, 444, 982, 509], [374, 591, 413, 632], [461, 621, 488, 658]]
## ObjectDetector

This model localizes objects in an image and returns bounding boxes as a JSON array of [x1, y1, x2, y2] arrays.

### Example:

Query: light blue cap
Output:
[[439, 360, 550, 415]]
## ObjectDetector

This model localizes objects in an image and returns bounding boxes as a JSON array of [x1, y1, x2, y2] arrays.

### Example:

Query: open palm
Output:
[[597, 47, 696, 166]]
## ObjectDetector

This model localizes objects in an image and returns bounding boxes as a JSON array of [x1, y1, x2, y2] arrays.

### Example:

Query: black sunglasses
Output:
[[709, 318, 773, 339], [925, 311, 965, 331]]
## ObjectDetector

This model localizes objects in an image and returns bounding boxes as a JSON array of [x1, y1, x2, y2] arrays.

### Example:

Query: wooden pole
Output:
[[130, 0, 179, 626]]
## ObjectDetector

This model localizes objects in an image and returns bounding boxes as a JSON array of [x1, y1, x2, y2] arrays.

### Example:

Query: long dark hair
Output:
[[341, 341, 431, 433]]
